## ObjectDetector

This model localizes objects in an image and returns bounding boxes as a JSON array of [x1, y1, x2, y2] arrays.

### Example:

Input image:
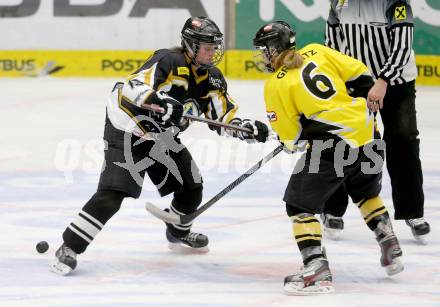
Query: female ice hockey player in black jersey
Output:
[[50, 16, 269, 275]]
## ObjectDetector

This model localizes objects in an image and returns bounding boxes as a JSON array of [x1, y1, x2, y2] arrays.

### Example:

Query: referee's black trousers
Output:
[[325, 80, 424, 219]]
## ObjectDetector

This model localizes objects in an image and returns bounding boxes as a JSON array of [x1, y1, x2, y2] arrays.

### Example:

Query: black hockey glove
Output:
[[345, 75, 374, 99], [209, 117, 240, 136], [221, 117, 242, 137], [147, 91, 184, 126], [237, 119, 269, 143]]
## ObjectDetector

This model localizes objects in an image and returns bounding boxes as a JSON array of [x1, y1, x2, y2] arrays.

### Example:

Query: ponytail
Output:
[[273, 49, 304, 71]]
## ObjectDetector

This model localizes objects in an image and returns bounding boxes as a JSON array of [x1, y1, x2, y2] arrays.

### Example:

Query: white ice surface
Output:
[[0, 78, 439, 306]]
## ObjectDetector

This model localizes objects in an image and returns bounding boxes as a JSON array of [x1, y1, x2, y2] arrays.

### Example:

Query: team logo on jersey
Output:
[[209, 75, 223, 89], [267, 111, 277, 122], [177, 67, 189, 76], [395, 5, 407, 20]]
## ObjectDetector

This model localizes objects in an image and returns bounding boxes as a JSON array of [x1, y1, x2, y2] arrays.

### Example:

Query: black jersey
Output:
[[107, 48, 238, 135]]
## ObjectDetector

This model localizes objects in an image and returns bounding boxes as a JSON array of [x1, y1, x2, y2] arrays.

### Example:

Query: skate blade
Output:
[[323, 228, 343, 241], [49, 259, 73, 276], [414, 234, 428, 245], [284, 281, 335, 296], [385, 257, 404, 276], [168, 242, 209, 254]]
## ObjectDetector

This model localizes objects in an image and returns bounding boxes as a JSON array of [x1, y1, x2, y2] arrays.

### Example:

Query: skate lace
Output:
[[408, 218, 426, 227], [63, 245, 77, 258], [184, 232, 200, 242], [306, 258, 324, 271], [325, 214, 342, 221], [298, 258, 324, 275], [286, 257, 330, 283], [322, 214, 342, 226]]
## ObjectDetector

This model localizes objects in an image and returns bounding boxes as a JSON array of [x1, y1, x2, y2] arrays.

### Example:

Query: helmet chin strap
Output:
[[183, 37, 219, 69], [183, 39, 203, 68], [260, 46, 277, 72]]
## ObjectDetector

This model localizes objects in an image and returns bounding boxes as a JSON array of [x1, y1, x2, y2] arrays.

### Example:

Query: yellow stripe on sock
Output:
[[364, 208, 388, 223], [291, 215, 318, 223], [295, 234, 322, 243], [291, 215, 322, 243], [358, 196, 388, 223]]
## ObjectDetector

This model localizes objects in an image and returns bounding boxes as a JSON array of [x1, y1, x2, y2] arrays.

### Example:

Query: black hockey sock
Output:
[[172, 186, 203, 214], [167, 186, 203, 237], [62, 190, 126, 254]]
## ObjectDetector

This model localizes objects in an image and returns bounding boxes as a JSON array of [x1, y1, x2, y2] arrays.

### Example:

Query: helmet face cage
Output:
[[254, 44, 278, 73], [181, 17, 225, 68], [252, 21, 296, 72]]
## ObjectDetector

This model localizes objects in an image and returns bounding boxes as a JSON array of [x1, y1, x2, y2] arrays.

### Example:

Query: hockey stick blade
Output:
[[145, 145, 284, 224], [145, 202, 181, 224]]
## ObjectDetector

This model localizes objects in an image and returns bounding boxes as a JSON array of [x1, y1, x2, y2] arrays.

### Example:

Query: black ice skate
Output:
[[284, 256, 335, 295], [321, 213, 344, 241], [163, 208, 209, 253], [377, 234, 404, 276], [49, 243, 77, 275], [406, 218, 430, 244], [166, 228, 209, 253], [375, 221, 404, 276]]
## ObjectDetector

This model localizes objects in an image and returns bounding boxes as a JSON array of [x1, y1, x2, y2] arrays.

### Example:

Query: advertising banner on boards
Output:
[[1, 0, 439, 85], [0, 0, 224, 50], [235, 0, 440, 54]]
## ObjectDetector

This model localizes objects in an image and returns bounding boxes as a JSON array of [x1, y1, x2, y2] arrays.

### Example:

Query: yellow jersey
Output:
[[264, 43, 375, 149]]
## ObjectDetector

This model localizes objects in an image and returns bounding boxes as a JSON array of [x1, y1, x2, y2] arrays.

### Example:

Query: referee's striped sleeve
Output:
[[325, 1, 343, 52], [379, 24, 413, 84], [325, 22, 343, 52]]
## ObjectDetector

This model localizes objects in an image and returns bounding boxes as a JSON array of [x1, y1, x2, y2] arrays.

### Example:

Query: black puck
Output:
[[36, 241, 49, 253]]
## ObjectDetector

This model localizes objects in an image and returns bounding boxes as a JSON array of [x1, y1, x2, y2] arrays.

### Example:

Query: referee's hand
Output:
[[367, 78, 387, 112]]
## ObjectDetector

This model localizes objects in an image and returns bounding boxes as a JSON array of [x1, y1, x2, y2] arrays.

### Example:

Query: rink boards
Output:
[[1, 50, 440, 85]]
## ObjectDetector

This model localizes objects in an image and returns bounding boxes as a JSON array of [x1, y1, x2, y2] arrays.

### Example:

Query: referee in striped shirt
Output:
[[322, 0, 430, 243]]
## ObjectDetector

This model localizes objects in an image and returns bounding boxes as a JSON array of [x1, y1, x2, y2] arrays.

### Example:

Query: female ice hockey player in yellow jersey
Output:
[[252, 21, 404, 295]]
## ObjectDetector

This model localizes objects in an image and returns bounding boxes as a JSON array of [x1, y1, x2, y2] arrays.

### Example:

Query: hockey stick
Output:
[[145, 144, 284, 224], [141, 103, 253, 134]]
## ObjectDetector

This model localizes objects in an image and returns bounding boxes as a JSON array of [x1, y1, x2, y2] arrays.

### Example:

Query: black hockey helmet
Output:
[[252, 21, 296, 72], [181, 16, 224, 68]]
